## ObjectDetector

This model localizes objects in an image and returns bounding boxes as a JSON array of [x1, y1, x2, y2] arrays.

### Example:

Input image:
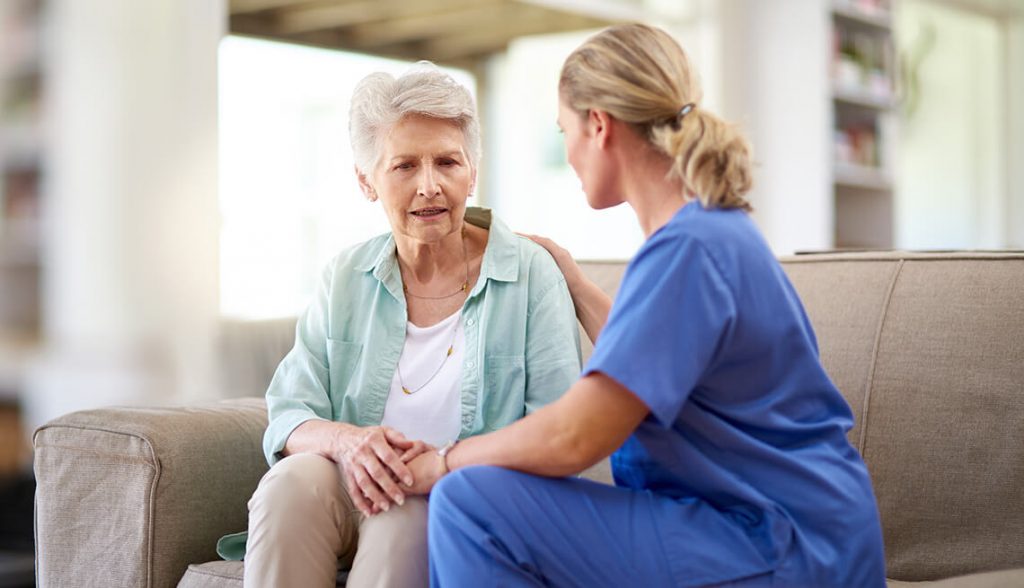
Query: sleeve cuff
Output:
[[262, 410, 328, 466]]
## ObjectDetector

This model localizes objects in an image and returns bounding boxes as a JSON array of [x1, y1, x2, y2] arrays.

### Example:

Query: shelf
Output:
[[0, 330, 40, 401], [832, 86, 895, 111], [834, 162, 892, 191], [831, 2, 892, 32]]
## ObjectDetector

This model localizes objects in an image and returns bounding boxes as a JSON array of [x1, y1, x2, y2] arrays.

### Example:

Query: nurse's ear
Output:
[[588, 109, 614, 150], [356, 166, 378, 202]]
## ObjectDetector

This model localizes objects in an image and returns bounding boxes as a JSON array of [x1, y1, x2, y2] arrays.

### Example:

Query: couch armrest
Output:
[[33, 398, 268, 588]]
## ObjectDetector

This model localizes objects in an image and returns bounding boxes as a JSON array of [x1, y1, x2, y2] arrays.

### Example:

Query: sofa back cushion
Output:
[[781, 252, 1024, 581], [218, 253, 1024, 581]]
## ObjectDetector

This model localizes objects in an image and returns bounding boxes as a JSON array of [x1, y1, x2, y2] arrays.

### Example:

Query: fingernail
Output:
[[395, 495, 405, 506], [404, 477, 413, 486]]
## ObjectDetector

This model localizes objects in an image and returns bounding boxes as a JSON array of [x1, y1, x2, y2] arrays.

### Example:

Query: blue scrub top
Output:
[[583, 201, 886, 587]]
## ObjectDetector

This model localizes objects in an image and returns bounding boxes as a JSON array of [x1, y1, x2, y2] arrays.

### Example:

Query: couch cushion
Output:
[[577, 261, 626, 364], [887, 567, 1024, 587], [865, 256, 1024, 580], [178, 561, 243, 588], [179, 560, 353, 588], [34, 398, 269, 588], [783, 252, 1024, 582], [218, 318, 298, 398], [780, 257, 901, 450]]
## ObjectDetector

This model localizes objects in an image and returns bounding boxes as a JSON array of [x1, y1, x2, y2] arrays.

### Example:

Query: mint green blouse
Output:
[[218, 209, 581, 562], [263, 207, 582, 465]]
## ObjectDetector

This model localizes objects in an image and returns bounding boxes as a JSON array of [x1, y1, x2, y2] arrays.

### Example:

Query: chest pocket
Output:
[[326, 339, 363, 416], [481, 355, 526, 431]]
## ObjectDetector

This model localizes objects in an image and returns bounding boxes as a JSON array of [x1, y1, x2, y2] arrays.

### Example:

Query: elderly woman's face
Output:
[[362, 114, 476, 244]]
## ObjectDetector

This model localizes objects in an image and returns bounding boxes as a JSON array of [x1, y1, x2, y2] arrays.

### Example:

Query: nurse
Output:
[[405, 23, 886, 587]]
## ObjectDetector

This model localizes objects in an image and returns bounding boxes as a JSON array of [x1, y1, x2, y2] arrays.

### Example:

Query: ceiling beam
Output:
[[343, 2, 545, 48], [274, 0, 494, 34], [516, 0, 646, 23], [230, 0, 311, 15], [419, 12, 603, 62], [229, 0, 634, 64]]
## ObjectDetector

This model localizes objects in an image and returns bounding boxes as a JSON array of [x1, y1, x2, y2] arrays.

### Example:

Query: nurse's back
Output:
[[609, 201, 885, 586]]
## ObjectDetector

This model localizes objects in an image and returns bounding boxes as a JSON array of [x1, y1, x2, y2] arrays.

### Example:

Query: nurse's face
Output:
[[557, 97, 619, 210]]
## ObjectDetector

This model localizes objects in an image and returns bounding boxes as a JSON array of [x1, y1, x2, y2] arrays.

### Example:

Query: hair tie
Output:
[[678, 103, 695, 119]]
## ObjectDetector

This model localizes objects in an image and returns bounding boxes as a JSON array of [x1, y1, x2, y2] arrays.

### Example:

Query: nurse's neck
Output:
[[620, 146, 689, 238]]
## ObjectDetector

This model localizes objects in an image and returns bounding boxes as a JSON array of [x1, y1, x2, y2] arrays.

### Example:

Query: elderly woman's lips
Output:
[[411, 208, 448, 217]]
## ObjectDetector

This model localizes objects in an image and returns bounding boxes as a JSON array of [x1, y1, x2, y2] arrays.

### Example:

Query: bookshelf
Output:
[[0, 0, 43, 408], [830, 0, 896, 249]]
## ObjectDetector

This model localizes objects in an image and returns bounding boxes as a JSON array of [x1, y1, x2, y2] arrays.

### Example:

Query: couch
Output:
[[33, 251, 1024, 587]]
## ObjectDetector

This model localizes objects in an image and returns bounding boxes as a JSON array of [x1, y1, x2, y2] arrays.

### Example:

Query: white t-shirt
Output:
[[381, 310, 464, 447]]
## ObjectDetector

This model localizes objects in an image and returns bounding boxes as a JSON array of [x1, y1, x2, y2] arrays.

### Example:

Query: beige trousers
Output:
[[243, 453, 429, 588]]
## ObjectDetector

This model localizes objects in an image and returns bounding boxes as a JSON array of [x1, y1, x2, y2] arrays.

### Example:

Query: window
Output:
[[218, 37, 475, 319]]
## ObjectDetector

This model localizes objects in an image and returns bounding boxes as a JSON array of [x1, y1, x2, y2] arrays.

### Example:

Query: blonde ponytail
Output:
[[651, 108, 753, 211], [560, 24, 753, 211]]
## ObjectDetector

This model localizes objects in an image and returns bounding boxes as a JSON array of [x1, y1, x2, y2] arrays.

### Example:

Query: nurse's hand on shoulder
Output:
[[519, 233, 585, 289]]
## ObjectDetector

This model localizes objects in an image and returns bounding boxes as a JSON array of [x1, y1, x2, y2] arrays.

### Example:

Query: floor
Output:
[[0, 406, 35, 588], [0, 551, 33, 588]]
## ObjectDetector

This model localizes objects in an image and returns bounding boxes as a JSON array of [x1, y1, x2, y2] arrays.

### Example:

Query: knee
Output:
[[429, 466, 516, 525], [250, 453, 341, 515], [360, 496, 428, 549]]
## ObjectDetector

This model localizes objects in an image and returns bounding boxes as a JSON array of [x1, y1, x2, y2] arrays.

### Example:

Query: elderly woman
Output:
[[222, 65, 581, 588]]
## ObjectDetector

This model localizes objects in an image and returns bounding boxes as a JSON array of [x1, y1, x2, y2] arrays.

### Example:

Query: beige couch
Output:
[[33, 252, 1024, 587]]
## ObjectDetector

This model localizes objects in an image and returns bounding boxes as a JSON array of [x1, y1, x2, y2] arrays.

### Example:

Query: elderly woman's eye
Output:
[[395, 162, 414, 171], [439, 158, 457, 166]]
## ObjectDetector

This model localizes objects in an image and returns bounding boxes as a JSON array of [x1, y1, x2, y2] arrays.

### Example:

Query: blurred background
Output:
[[0, 0, 1022, 583]]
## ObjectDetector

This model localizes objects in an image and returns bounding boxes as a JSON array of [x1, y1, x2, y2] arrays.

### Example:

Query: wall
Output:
[[895, 1, 1007, 249], [482, 30, 645, 261], [485, 0, 834, 257], [24, 0, 224, 431], [1008, 17, 1024, 248], [715, 0, 833, 254]]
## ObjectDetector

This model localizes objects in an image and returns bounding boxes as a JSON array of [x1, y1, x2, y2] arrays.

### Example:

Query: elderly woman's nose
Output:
[[416, 165, 441, 197]]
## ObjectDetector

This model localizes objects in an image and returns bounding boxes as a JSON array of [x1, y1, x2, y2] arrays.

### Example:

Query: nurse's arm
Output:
[[523, 234, 611, 344], [449, 372, 648, 478]]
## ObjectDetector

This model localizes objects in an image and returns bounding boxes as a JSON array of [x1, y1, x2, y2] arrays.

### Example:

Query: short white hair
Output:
[[349, 62, 481, 174]]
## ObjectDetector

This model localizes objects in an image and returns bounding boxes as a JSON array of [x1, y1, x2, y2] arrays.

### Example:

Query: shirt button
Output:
[[466, 360, 475, 369], [466, 318, 475, 327]]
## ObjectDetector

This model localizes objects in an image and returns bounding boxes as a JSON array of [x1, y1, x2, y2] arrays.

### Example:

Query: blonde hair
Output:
[[349, 62, 481, 174], [559, 24, 752, 210]]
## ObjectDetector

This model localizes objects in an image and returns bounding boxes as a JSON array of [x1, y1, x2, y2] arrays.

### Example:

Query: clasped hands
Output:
[[332, 425, 448, 517]]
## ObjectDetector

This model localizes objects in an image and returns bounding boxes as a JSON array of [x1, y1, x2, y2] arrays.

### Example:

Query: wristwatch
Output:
[[437, 439, 458, 474]]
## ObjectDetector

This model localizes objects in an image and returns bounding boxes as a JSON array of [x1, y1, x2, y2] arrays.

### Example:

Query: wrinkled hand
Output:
[[401, 439, 433, 464], [405, 450, 447, 496], [334, 426, 418, 517]]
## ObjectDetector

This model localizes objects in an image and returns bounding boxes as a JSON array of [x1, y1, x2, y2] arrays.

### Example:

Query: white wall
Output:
[[482, 31, 645, 260], [25, 0, 224, 430], [715, 0, 833, 254], [895, 1, 1007, 249], [1008, 17, 1024, 248], [484, 1, 833, 258]]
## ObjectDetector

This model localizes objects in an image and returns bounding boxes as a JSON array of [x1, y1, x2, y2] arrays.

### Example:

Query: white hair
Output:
[[349, 62, 481, 174]]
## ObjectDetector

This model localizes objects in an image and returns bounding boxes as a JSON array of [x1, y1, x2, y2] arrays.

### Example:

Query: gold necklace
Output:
[[401, 231, 470, 300], [398, 313, 461, 395]]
